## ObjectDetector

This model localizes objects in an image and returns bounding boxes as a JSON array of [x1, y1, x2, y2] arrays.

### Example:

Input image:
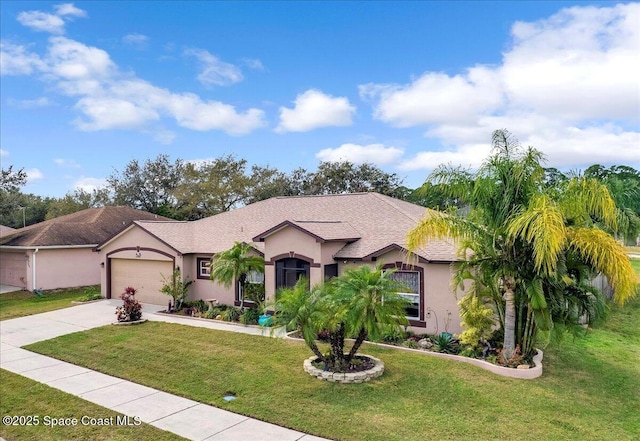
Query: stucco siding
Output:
[[182, 254, 236, 305], [0, 250, 27, 288], [35, 248, 100, 290], [423, 263, 463, 335]]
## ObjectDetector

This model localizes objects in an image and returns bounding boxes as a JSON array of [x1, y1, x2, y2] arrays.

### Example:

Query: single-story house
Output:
[[97, 193, 466, 334], [0, 207, 170, 291]]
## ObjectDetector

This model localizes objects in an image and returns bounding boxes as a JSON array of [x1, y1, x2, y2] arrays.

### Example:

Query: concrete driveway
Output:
[[0, 284, 23, 294], [0, 300, 328, 441]]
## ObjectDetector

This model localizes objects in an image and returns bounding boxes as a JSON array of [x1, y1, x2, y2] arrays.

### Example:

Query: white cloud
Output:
[[185, 48, 243, 87], [16, 3, 87, 34], [3, 33, 266, 137], [26, 168, 44, 181], [0, 149, 8, 157], [123, 33, 149, 49], [0, 42, 45, 75], [276, 89, 356, 133], [54, 158, 82, 169], [54, 3, 87, 18], [316, 143, 404, 165], [7, 97, 52, 109], [363, 3, 640, 170], [73, 176, 107, 193], [242, 58, 265, 71], [17, 11, 66, 34]]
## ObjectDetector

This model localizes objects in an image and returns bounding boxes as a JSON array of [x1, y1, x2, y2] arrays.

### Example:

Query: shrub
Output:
[[458, 293, 496, 350], [221, 307, 241, 322], [203, 307, 222, 320], [240, 308, 260, 325], [115, 287, 142, 322], [78, 285, 102, 302], [160, 267, 193, 311], [380, 325, 407, 344], [403, 340, 419, 349]]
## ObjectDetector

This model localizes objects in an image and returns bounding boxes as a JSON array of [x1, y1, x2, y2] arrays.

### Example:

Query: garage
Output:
[[110, 258, 173, 305], [0, 251, 27, 288]]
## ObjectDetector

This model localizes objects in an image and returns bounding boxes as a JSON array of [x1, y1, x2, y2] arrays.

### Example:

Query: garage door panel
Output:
[[111, 259, 173, 305]]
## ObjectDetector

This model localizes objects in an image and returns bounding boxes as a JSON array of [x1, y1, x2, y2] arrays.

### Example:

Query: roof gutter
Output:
[[0, 244, 97, 250]]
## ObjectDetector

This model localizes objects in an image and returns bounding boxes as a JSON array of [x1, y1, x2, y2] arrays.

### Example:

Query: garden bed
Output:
[[286, 331, 543, 379]]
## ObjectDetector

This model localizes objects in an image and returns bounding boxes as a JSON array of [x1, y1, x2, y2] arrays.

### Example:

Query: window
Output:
[[387, 270, 420, 319], [324, 264, 338, 280], [197, 258, 211, 279], [239, 270, 265, 304], [276, 258, 310, 290]]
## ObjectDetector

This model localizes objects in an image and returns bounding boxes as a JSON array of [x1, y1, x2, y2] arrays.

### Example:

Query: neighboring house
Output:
[[97, 193, 466, 334], [0, 225, 17, 237], [0, 207, 171, 291]]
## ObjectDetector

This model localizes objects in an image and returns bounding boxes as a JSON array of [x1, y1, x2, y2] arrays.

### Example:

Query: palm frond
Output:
[[507, 194, 566, 275], [567, 227, 638, 305]]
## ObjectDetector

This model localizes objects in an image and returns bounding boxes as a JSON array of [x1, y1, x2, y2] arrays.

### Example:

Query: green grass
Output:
[[24, 294, 640, 441], [0, 286, 98, 321], [0, 370, 185, 441]]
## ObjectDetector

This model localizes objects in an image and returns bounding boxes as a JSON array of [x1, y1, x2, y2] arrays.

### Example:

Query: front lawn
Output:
[[0, 370, 185, 441], [0, 286, 98, 321], [25, 294, 640, 441]]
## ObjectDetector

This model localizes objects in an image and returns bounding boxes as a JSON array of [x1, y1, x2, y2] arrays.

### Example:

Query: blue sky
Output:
[[1, 1, 639, 198]]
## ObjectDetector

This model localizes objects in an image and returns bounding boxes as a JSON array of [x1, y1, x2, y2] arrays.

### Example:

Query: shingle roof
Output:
[[0, 206, 172, 247], [0, 225, 17, 237], [134, 193, 458, 262]]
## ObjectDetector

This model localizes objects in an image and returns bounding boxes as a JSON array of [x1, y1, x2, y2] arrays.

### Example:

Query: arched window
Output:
[[275, 258, 310, 289]]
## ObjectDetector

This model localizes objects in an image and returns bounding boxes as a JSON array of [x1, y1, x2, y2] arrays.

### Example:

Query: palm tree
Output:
[[209, 242, 264, 309], [407, 130, 637, 361], [275, 265, 410, 372]]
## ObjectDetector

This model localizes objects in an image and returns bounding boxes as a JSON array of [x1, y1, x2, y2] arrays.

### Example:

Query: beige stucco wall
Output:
[[261, 227, 323, 302], [337, 249, 464, 335], [1, 247, 99, 291], [182, 254, 236, 305], [35, 248, 100, 291]]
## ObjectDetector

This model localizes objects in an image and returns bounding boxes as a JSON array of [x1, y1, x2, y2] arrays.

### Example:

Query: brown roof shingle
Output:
[[133, 193, 458, 261], [0, 206, 172, 247]]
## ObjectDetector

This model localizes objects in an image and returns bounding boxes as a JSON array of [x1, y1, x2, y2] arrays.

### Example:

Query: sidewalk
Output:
[[0, 300, 329, 441]]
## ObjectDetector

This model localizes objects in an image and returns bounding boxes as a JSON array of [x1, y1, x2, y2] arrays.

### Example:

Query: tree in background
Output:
[[174, 155, 253, 220], [407, 130, 638, 361], [45, 188, 112, 219], [107, 154, 184, 217]]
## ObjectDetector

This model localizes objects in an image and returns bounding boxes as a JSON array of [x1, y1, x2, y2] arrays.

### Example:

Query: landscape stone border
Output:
[[288, 332, 543, 379], [111, 318, 148, 326], [303, 354, 384, 383]]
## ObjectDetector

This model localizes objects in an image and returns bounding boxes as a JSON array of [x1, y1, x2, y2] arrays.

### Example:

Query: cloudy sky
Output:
[[1, 1, 638, 197]]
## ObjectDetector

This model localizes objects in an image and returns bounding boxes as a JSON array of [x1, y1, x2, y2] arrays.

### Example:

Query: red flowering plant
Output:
[[115, 287, 143, 322]]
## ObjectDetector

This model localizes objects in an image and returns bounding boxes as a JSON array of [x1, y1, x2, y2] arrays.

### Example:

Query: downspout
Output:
[[32, 248, 39, 291]]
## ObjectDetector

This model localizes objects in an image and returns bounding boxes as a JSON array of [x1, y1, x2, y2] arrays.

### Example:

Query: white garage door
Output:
[[110, 258, 173, 305], [0, 251, 26, 288]]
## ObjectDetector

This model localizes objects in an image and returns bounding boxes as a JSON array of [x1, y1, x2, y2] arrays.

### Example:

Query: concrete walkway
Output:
[[0, 300, 329, 441]]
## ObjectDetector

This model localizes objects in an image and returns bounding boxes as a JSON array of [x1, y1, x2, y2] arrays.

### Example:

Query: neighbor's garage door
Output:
[[110, 258, 173, 305], [0, 251, 26, 287]]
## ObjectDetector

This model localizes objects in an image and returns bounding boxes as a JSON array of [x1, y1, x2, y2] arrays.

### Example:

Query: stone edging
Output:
[[71, 298, 105, 305], [288, 332, 543, 380], [303, 354, 384, 383], [153, 311, 283, 331], [112, 318, 148, 326]]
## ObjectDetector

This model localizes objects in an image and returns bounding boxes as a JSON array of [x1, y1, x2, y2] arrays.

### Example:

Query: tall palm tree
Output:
[[407, 130, 637, 361], [209, 242, 264, 309]]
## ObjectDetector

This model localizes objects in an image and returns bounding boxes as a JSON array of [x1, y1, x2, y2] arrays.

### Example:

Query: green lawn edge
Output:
[[0, 369, 185, 441], [24, 293, 640, 441]]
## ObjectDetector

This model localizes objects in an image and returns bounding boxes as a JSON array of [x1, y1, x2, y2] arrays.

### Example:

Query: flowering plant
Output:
[[115, 287, 142, 322]]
